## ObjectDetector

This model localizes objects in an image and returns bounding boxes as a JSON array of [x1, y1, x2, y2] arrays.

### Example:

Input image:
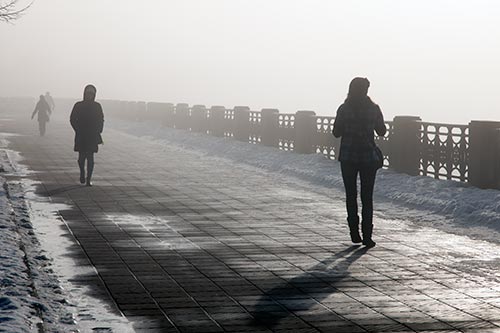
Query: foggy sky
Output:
[[1, 0, 500, 123]]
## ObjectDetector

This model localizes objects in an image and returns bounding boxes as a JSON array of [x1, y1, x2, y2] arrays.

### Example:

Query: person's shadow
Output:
[[250, 245, 369, 329]]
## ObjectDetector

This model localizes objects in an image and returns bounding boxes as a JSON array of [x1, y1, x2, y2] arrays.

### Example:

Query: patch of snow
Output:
[[0, 176, 46, 332]]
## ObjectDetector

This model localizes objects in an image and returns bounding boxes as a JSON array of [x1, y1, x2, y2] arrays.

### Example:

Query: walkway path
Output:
[[2, 110, 500, 333]]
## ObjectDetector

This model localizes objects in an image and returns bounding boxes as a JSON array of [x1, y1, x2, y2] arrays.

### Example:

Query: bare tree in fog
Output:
[[0, 0, 32, 22]]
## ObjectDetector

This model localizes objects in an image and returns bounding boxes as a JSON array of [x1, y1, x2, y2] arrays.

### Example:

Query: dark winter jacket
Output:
[[33, 99, 51, 122], [332, 98, 386, 164], [70, 101, 104, 153]]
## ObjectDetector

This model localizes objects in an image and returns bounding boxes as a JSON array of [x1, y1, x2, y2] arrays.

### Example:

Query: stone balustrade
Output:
[[95, 99, 500, 190]]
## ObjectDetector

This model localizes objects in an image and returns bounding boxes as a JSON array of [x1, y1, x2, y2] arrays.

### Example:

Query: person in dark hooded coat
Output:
[[31, 95, 51, 136], [70, 84, 104, 186]]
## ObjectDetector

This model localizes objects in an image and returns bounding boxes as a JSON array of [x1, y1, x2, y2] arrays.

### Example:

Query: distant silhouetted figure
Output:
[[70, 85, 104, 186], [333, 77, 386, 248], [31, 95, 51, 136], [45, 92, 55, 112]]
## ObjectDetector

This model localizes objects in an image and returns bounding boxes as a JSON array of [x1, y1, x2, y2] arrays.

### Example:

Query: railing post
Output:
[[191, 105, 207, 133], [163, 103, 175, 127], [210, 106, 226, 137], [233, 106, 250, 142], [468, 120, 500, 189], [294, 110, 317, 154], [175, 103, 189, 130], [261, 108, 279, 147], [146, 102, 157, 122], [390, 116, 421, 176]]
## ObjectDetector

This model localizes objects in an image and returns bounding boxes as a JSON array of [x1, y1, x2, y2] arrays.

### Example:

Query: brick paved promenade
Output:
[[3, 110, 500, 333]]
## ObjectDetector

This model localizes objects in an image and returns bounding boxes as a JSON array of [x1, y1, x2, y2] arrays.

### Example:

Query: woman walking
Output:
[[31, 95, 51, 136], [70, 84, 104, 186], [333, 77, 386, 247]]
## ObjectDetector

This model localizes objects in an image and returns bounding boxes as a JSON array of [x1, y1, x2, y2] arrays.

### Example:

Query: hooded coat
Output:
[[33, 98, 51, 122], [70, 96, 104, 153]]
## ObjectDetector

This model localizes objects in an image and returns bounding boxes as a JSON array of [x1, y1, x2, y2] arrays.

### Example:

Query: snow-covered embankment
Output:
[[0, 162, 76, 333]]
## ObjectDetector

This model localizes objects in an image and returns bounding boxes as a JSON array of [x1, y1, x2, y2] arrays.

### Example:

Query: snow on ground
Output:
[[109, 119, 500, 244], [0, 174, 36, 333], [0, 150, 77, 333]]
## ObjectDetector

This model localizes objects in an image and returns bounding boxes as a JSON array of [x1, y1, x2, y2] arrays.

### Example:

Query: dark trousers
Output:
[[78, 152, 94, 181], [340, 162, 378, 241], [38, 121, 46, 136]]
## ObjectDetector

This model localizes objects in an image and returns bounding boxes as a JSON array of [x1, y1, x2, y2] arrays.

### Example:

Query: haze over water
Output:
[[1, 0, 500, 124]]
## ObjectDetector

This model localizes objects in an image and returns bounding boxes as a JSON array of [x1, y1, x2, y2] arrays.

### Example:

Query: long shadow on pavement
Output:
[[251, 245, 368, 331]]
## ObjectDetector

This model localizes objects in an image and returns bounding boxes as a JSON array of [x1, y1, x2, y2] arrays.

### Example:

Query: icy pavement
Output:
[[2, 110, 500, 332]]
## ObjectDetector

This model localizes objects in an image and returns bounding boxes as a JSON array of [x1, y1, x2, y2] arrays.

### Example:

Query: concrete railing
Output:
[[2, 97, 500, 190], [99, 99, 500, 190]]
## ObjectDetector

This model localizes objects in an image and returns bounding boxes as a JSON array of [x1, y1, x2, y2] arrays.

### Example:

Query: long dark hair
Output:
[[344, 77, 374, 109]]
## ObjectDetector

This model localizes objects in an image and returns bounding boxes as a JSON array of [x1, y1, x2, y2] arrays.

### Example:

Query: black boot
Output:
[[86, 160, 94, 187], [348, 216, 361, 244], [350, 232, 362, 244], [362, 239, 376, 248], [362, 221, 375, 247], [78, 159, 85, 184]]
